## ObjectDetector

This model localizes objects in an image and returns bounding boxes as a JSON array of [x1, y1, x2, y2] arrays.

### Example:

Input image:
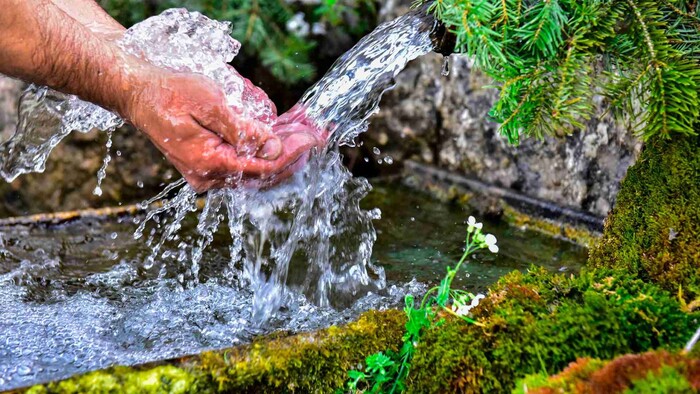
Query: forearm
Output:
[[0, 0, 143, 115], [51, 0, 126, 39]]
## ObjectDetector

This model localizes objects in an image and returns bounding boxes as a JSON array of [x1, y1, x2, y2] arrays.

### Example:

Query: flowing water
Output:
[[0, 180, 587, 390], [0, 6, 588, 391], [0, 8, 442, 389]]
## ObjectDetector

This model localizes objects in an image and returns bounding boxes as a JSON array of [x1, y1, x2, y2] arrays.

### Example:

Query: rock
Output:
[[367, 3, 642, 218], [0, 77, 22, 142]]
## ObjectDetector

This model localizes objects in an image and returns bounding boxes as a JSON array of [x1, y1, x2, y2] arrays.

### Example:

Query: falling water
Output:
[[93, 129, 113, 196], [0, 8, 440, 389], [0, 8, 436, 320]]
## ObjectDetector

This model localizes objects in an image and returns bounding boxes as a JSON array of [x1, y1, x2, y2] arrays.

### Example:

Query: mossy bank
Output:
[[589, 134, 700, 300], [16, 135, 700, 393]]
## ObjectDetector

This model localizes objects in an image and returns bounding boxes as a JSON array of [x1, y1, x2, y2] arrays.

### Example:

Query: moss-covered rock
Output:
[[514, 350, 700, 393], [24, 366, 202, 394], [18, 309, 405, 394], [16, 269, 697, 394], [588, 134, 700, 299], [406, 268, 699, 393]]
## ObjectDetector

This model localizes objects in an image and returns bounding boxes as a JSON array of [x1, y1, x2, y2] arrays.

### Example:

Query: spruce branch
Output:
[[420, 0, 700, 142]]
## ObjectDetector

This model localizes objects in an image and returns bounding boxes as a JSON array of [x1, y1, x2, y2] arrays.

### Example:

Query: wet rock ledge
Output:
[[13, 132, 700, 394]]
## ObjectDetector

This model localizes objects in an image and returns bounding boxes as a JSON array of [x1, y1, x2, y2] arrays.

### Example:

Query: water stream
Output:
[[0, 8, 445, 389], [0, 180, 587, 390]]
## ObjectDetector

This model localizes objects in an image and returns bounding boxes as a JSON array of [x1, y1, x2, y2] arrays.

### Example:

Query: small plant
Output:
[[344, 216, 498, 393]]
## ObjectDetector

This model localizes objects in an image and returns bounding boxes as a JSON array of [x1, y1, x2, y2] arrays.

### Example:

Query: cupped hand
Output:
[[121, 70, 321, 192]]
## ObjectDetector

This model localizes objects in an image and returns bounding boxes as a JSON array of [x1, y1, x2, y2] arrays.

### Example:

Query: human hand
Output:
[[275, 104, 329, 142], [120, 69, 321, 192], [246, 104, 329, 184]]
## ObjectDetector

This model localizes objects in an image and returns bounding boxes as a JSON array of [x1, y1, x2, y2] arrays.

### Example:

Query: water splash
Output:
[[0, 86, 123, 181], [0, 9, 438, 324], [93, 129, 113, 196], [300, 12, 434, 146]]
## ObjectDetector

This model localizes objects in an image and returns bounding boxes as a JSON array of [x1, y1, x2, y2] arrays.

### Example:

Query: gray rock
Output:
[[367, 3, 642, 217], [0, 77, 22, 142]]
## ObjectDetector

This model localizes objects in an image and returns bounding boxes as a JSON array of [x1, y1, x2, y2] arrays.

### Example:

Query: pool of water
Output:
[[367, 182, 586, 290], [0, 180, 586, 390]]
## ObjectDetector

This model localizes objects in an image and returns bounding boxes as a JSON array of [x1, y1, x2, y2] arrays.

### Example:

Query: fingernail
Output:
[[257, 137, 282, 160]]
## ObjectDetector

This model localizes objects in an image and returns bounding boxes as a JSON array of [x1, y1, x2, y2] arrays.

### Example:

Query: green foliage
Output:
[[407, 268, 699, 393], [99, 0, 376, 84], [588, 133, 700, 300], [514, 351, 699, 393], [418, 0, 700, 142], [345, 218, 498, 393], [625, 366, 694, 394]]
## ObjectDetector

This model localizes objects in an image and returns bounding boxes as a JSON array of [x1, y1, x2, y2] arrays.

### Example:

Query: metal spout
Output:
[[430, 20, 456, 56], [409, 3, 457, 56]]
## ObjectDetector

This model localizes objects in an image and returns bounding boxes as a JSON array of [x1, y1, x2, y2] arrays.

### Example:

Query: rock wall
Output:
[[366, 3, 643, 218]]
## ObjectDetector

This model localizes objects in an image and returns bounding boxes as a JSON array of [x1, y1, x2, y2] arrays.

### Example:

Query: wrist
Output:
[[96, 47, 160, 121]]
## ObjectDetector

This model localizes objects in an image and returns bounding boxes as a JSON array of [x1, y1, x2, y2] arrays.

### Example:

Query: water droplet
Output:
[[372, 147, 380, 155], [441, 56, 450, 76], [110, 232, 118, 240], [384, 156, 393, 165], [137, 181, 144, 188], [17, 366, 31, 376]]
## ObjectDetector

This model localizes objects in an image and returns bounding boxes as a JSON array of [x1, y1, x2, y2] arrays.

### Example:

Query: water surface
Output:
[[0, 180, 586, 390]]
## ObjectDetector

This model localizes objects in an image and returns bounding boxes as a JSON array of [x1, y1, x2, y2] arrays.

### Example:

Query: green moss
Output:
[[513, 358, 607, 394], [625, 366, 694, 394], [188, 309, 405, 392], [406, 268, 699, 393], [589, 134, 700, 298], [24, 366, 202, 394], [513, 350, 700, 393]]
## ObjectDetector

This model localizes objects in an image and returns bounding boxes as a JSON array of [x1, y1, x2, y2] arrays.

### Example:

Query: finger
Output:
[[276, 104, 308, 125], [213, 131, 320, 177], [194, 102, 282, 160]]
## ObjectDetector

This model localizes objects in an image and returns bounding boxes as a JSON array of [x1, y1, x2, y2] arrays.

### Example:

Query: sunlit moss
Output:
[[514, 351, 700, 393], [25, 365, 201, 394]]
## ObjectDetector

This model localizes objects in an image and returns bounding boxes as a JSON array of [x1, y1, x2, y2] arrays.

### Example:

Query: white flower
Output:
[[454, 304, 471, 316], [311, 22, 326, 36], [286, 12, 310, 37], [484, 233, 498, 253], [452, 294, 486, 316], [467, 216, 483, 232]]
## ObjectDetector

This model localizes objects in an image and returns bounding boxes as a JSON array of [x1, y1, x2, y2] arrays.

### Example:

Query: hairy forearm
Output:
[[0, 0, 142, 114]]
